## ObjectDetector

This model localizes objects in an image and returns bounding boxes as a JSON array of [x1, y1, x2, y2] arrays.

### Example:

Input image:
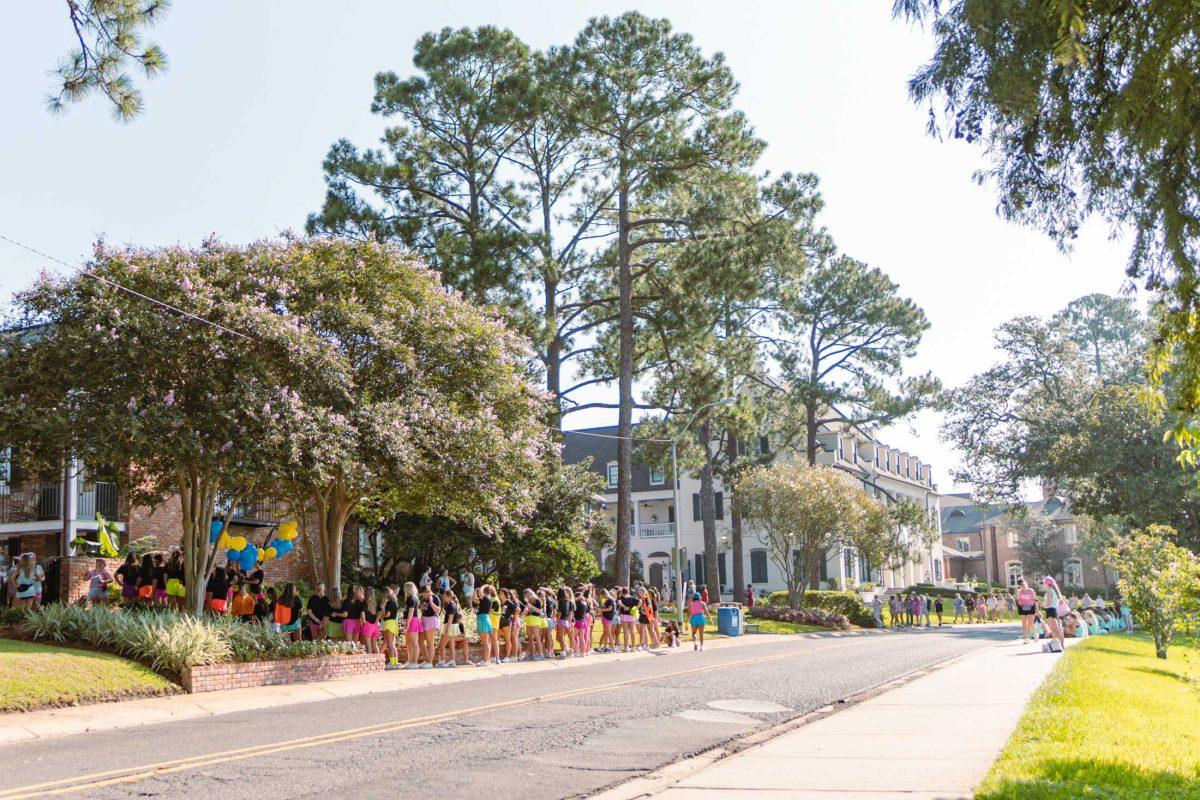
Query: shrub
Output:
[[748, 604, 850, 630], [17, 605, 364, 678], [0, 605, 30, 628], [766, 590, 877, 627]]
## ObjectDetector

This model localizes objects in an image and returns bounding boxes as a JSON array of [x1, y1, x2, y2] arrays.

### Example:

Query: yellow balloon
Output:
[[230, 535, 247, 551], [276, 521, 298, 540], [265, 547, 278, 560], [217, 532, 234, 551]]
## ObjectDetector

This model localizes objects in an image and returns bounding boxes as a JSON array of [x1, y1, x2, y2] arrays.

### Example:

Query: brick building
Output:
[[0, 451, 323, 603], [939, 491, 1112, 590]]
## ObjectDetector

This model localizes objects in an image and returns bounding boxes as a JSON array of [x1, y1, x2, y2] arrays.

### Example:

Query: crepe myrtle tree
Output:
[[737, 462, 892, 609], [1103, 525, 1200, 660], [0, 239, 322, 614], [272, 238, 549, 590]]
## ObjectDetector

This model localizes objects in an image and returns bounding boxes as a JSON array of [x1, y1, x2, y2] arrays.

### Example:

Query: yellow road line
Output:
[[0, 639, 859, 799]]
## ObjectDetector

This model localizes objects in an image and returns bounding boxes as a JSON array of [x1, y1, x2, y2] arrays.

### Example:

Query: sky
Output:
[[0, 2, 1135, 495]]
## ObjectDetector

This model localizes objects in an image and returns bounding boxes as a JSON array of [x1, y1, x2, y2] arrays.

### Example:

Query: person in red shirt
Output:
[[700, 585, 709, 604], [745, 584, 755, 607]]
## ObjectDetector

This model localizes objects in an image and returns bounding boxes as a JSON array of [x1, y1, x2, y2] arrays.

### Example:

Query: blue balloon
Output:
[[274, 539, 293, 556], [210, 520, 224, 543], [227, 548, 241, 563], [240, 547, 258, 570]]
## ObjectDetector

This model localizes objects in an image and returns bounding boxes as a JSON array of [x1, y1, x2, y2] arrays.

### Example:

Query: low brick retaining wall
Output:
[[182, 652, 386, 693]]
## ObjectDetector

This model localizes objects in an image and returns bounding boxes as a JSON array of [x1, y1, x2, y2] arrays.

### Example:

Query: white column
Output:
[[61, 458, 80, 556]]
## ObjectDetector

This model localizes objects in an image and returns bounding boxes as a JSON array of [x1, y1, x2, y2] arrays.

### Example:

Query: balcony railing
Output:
[[0, 483, 61, 524], [639, 521, 675, 538], [77, 482, 119, 521]]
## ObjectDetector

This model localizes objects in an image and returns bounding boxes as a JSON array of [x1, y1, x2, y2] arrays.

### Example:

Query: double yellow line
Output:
[[0, 640, 858, 799]]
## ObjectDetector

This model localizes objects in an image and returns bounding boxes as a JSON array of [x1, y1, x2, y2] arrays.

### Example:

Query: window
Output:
[[851, 440, 859, 461], [358, 527, 381, 568], [886, 452, 892, 472], [837, 437, 844, 459], [1007, 530, 1019, 547], [1063, 524, 1078, 544], [750, 550, 768, 583], [1064, 558, 1083, 587], [915, 464, 922, 481], [758, 435, 770, 456], [934, 559, 943, 581], [649, 466, 665, 485], [606, 461, 618, 487], [843, 548, 855, 580], [955, 538, 970, 552], [1006, 561, 1023, 588], [693, 492, 725, 521], [819, 552, 830, 582], [874, 448, 880, 467]]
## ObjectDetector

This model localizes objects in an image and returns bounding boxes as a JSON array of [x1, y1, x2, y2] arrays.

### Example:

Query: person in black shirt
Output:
[[205, 567, 230, 615], [326, 587, 347, 640], [498, 588, 520, 662], [306, 583, 329, 641], [401, 582, 421, 668], [115, 554, 138, 607], [522, 588, 545, 661], [151, 553, 168, 606], [554, 587, 574, 659], [380, 586, 400, 669], [418, 584, 442, 668], [246, 565, 266, 599], [165, 550, 185, 610], [438, 589, 465, 667], [618, 587, 639, 653], [598, 589, 617, 653], [135, 554, 155, 605], [473, 585, 498, 666], [361, 587, 380, 654], [343, 585, 364, 645]]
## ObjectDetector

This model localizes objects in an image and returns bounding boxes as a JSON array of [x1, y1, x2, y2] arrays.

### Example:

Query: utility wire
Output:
[[0, 232, 254, 341]]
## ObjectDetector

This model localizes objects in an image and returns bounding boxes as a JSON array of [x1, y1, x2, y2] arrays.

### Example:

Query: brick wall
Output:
[[60, 556, 125, 604], [124, 502, 325, 587], [181, 652, 385, 693], [16, 533, 60, 561]]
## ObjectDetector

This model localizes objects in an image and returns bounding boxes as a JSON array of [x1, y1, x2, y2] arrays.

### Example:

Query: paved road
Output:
[[0, 625, 1017, 800]]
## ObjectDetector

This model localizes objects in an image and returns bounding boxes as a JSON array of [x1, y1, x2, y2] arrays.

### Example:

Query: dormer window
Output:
[[606, 461, 618, 487]]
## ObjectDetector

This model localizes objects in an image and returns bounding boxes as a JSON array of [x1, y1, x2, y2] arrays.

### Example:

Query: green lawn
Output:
[[747, 618, 824, 635], [977, 633, 1200, 800], [0, 639, 179, 713]]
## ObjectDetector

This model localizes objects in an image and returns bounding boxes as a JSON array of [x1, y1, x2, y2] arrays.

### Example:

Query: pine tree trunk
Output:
[[615, 168, 633, 588], [700, 421, 721, 603], [727, 431, 744, 596]]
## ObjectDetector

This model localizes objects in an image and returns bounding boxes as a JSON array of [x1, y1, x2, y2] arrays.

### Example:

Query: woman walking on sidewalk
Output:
[[1041, 576, 1067, 651], [952, 593, 964, 624], [688, 592, 707, 650], [1015, 578, 1037, 642]]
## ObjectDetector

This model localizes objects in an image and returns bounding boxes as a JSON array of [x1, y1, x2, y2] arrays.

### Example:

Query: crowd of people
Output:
[[77, 554, 717, 667], [4, 552, 46, 609]]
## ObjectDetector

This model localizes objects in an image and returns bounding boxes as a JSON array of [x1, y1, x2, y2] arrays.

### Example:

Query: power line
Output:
[[0, 232, 254, 341]]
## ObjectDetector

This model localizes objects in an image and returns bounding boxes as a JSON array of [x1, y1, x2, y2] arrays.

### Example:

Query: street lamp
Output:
[[671, 396, 736, 624]]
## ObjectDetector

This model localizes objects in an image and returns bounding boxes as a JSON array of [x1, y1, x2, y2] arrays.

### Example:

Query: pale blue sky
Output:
[[0, 2, 1133, 493]]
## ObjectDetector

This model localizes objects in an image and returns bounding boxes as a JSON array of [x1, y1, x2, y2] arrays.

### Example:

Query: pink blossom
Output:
[[164, 391, 175, 406]]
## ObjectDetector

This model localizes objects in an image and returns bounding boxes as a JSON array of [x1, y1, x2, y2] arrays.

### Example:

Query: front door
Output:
[[649, 561, 664, 590]]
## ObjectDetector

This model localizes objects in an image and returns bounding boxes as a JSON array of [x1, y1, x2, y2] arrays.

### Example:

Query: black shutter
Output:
[[717, 552, 727, 587], [715, 492, 724, 520], [751, 550, 768, 583], [692, 493, 701, 521], [759, 435, 769, 455], [694, 553, 705, 583]]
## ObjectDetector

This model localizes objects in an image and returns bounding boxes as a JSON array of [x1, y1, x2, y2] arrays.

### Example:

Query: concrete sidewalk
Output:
[[623, 635, 1068, 800], [0, 628, 875, 745]]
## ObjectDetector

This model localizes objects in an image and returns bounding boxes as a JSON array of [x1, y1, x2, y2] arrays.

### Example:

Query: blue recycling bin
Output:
[[717, 604, 742, 636]]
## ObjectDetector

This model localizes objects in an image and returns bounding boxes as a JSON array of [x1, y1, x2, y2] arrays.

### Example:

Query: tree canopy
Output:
[[894, 0, 1200, 456], [50, 0, 171, 120]]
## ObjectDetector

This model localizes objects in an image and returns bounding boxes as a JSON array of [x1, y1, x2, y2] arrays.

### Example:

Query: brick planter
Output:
[[181, 652, 385, 693]]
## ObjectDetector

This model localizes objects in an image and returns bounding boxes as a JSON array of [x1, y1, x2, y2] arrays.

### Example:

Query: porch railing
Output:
[[639, 521, 675, 538], [77, 482, 119, 521], [0, 483, 61, 524]]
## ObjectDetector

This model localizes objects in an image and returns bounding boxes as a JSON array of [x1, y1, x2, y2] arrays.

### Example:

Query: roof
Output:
[[561, 426, 664, 494], [942, 544, 984, 560], [940, 496, 1075, 533]]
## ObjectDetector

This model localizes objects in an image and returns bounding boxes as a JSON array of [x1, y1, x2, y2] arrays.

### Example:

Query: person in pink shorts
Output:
[[360, 587, 380, 654]]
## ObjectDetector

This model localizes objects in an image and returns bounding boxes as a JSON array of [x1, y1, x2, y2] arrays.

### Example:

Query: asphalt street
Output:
[[0, 625, 1017, 800]]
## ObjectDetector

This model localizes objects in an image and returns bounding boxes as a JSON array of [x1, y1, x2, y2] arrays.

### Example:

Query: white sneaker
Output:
[[420, 662, 433, 669], [447, 661, 457, 668], [699, 645, 704, 651], [404, 663, 419, 670]]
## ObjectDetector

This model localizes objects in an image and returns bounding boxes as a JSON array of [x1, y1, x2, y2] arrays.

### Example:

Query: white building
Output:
[[563, 422, 944, 599]]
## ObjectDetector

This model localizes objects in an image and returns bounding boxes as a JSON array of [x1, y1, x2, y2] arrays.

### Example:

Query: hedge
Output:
[[766, 590, 876, 628], [747, 604, 850, 630]]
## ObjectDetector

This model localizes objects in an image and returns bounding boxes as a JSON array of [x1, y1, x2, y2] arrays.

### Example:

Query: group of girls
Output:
[[296, 581, 687, 668], [109, 551, 188, 609]]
